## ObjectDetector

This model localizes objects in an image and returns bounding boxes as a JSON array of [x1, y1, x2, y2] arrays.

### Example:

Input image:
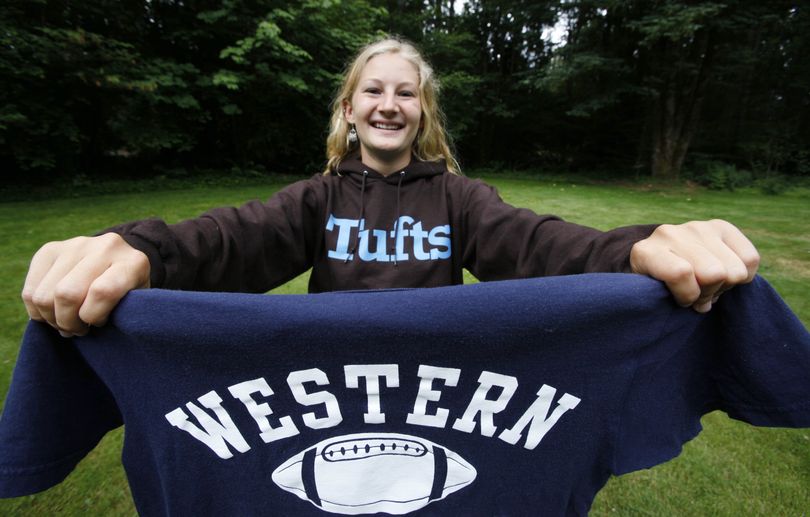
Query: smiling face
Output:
[[344, 52, 422, 176]]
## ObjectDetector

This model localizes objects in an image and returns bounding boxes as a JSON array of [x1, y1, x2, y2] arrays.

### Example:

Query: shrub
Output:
[[694, 161, 753, 191], [756, 175, 790, 195]]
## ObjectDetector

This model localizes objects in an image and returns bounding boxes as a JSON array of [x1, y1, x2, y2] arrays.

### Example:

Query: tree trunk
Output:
[[650, 29, 715, 179], [650, 80, 683, 178]]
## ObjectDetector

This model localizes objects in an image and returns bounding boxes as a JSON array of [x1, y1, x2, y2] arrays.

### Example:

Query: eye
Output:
[[364, 87, 381, 95], [399, 90, 416, 97]]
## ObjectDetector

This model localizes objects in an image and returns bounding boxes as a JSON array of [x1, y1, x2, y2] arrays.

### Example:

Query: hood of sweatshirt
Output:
[[334, 152, 448, 184]]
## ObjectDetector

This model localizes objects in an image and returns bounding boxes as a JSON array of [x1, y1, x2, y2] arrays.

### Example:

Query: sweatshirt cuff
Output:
[[119, 233, 166, 288], [99, 220, 168, 288], [613, 224, 660, 274]]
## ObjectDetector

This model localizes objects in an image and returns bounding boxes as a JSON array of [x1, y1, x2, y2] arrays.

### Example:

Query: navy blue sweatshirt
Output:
[[1, 275, 808, 515]]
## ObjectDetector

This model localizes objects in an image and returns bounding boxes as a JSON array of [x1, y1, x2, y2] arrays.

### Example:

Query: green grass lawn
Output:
[[0, 174, 808, 515]]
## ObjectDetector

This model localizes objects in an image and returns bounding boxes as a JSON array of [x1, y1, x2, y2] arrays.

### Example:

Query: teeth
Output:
[[372, 123, 402, 130]]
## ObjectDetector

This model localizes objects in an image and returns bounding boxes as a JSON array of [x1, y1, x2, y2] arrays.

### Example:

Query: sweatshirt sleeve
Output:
[[106, 178, 323, 292], [454, 178, 657, 280]]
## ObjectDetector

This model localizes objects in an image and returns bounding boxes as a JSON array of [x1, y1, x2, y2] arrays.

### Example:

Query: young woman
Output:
[[22, 37, 759, 337]]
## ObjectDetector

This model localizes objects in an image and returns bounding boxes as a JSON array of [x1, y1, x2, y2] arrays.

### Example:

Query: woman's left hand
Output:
[[629, 219, 760, 312]]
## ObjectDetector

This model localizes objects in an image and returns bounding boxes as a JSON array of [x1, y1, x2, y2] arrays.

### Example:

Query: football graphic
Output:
[[272, 433, 477, 515]]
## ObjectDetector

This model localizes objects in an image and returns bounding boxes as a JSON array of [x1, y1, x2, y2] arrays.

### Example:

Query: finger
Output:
[[631, 240, 701, 307], [78, 258, 150, 327], [669, 242, 729, 312], [693, 240, 749, 311], [688, 220, 754, 285], [28, 246, 90, 330], [685, 222, 757, 310], [53, 255, 114, 335], [715, 220, 760, 282], [21, 242, 61, 322]]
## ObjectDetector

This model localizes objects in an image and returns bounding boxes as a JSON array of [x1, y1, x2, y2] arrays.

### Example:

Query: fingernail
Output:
[[58, 330, 72, 338], [695, 301, 712, 313]]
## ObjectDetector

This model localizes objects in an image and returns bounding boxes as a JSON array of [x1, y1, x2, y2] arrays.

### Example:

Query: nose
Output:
[[378, 91, 398, 114]]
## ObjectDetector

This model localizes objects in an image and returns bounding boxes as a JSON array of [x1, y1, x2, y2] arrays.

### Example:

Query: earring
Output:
[[347, 125, 358, 144]]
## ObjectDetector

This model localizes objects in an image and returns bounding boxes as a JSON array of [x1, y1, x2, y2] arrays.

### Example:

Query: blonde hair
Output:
[[323, 36, 460, 175]]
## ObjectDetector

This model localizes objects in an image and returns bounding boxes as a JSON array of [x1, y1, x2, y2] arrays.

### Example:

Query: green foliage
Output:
[[420, 30, 483, 145], [688, 156, 800, 195], [1, 0, 808, 180], [107, 59, 208, 155], [195, 0, 387, 172], [219, 10, 313, 67], [693, 161, 753, 191], [0, 20, 84, 170], [756, 175, 791, 196], [212, 70, 243, 91], [741, 130, 808, 178], [436, 70, 482, 140], [0, 0, 387, 178], [536, 50, 653, 118], [628, 2, 725, 45]]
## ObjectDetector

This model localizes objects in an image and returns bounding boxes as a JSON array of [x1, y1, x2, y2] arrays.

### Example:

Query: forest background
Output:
[[2, 0, 808, 187]]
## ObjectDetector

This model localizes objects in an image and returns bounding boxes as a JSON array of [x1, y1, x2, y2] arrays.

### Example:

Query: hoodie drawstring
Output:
[[392, 170, 406, 267], [345, 170, 368, 263]]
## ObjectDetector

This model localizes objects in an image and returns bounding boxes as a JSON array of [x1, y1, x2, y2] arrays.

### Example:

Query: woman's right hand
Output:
[[21, 233, 150, 337]]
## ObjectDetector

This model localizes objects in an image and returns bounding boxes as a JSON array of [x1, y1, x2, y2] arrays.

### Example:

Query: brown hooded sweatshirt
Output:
[[110, 155, 657, 293]]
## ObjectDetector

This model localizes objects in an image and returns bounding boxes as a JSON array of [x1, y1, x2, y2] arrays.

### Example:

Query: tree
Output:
[[446, 0, 558, 167], [528, 0, 809, 179], [200, 0, 386, 172], [707, 2, 810, 177], [2, 0, 807, 180], [629, 2, 724, 178], [0, 0, 387, 180]]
